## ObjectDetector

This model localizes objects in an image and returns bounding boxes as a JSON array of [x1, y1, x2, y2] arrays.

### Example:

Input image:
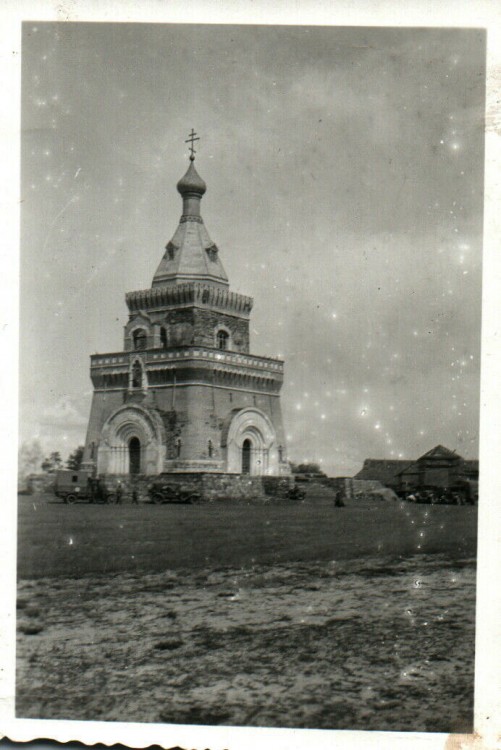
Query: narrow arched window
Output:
[[160, 327, 168, 349], [208, 439, 213, 458], [129, 437, 141, 475], [242, 439, 252, 475], [132, 361, 142, 388], [133, 329, 147, 350], [217, 330, 229, 351], [176, 437, 182, 458]]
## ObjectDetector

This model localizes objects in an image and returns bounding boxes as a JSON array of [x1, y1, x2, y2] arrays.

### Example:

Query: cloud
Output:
[[39, 397, 88, 429]]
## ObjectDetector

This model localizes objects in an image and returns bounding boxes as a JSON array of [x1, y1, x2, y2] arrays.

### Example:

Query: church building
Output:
[[82, 135, 289, 481]]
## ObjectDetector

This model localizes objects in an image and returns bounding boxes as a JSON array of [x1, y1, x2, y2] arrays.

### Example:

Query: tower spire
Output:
[[151, 133, 228, 288]]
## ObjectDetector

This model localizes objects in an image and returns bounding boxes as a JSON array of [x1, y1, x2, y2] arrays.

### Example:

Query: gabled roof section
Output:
[[417, 444, 463, 462]]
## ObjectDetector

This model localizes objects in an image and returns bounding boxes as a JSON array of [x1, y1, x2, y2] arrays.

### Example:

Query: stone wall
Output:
[[261, 475, 294, 498], [99, 472, 295, 503]]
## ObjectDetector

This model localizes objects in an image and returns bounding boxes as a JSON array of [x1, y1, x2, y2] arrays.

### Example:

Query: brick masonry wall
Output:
[[193, 308, 250, 352], [82, 390, 127, 466], [83, 382, 288, 475], [153, 385, 287, 467], [124, 307, 250, 352]]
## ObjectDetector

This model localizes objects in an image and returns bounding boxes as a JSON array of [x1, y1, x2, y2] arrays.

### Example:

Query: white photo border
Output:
[[1, 1, 500, 748]]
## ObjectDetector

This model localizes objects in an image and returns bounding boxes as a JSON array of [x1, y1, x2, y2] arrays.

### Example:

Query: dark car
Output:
[[287, 485, 306, 501], [147, 481, 201, 504]]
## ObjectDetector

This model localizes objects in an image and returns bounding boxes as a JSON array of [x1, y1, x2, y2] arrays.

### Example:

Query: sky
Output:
[[19, 23, 485, 476]]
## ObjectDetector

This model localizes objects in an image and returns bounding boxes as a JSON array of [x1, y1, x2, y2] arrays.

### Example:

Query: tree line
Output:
[[18, 440, 84, 481]]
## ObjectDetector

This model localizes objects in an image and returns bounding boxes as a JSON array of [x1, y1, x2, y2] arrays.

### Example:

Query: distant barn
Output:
[[354, 445, 479, 493]]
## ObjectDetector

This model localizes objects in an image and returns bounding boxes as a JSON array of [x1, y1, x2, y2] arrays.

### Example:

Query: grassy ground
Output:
[[17, 492, 477, 578], [16, 491, 477, 731]]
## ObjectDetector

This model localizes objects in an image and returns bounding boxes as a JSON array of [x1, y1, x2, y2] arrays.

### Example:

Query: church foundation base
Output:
[[98, 473, 294, 503]]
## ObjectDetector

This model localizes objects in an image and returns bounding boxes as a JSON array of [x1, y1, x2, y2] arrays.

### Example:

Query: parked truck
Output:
[[54, 470, 115, 504]]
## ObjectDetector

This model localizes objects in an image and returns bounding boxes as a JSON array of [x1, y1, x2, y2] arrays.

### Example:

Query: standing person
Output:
[[87, 476, 95, 504], [115, 480, 123, 505], [131, 485, 139, 504]]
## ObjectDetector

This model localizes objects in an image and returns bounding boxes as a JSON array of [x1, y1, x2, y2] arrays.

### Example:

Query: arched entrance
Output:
[[224, 407, 280, 476], [129, 437, 141, 475], [97, 404, 166, 476], [242, 438, 252, 474]]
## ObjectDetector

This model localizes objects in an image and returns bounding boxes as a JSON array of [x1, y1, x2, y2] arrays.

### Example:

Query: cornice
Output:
[[125, 282, 253, 317]]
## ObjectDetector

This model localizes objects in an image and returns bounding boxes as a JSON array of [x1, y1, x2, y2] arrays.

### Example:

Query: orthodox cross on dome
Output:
[[185, 128, 200, 161]]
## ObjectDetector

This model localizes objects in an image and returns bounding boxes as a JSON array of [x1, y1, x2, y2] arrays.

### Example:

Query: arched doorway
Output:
[[242, 438, 252, 474], [129, 437, 141, 475], [224, 407, 282, 476], [97, 404, 166, 476]]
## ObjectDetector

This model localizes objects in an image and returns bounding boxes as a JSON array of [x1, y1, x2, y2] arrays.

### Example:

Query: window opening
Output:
[[133, 329, 147, 350], [217, 330, 229, 350], [132, 361, 143, 388], [160, 327, 168, 349]]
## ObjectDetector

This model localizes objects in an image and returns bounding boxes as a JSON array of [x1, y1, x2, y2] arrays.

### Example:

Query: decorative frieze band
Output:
[[90, 346, 283, 372], [126, 282, 253, 315], [179, 215, 203, 224]]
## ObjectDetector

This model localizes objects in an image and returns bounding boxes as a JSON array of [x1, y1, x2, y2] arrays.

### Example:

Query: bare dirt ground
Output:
[[16, 493, 477, 732]]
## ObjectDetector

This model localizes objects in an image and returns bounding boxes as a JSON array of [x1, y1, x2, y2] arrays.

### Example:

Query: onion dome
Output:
[[176, 159, 207, 196]]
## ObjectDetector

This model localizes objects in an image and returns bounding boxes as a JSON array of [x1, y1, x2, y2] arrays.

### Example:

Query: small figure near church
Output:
[[334, 488, 345, 507], [87, 476, 96, 504], [115, 480, 123, 505]]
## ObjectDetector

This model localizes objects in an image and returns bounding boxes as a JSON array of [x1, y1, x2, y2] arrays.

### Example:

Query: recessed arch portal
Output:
[[97, 404, 165, 476], [224, 407, 279, 476]]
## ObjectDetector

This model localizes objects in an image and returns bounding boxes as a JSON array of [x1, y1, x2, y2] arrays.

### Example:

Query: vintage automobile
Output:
[[450, 478, 478, 505], [54, 470, 115, 504], [286, 485, 306, 501], [147, 479, 201, 504], [403, 482, 478, 505]]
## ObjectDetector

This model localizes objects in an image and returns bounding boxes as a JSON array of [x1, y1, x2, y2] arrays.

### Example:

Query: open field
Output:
[[18, 492, 477, 578], [17, 553, 475, 731], [16, 491, 477, 731]]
